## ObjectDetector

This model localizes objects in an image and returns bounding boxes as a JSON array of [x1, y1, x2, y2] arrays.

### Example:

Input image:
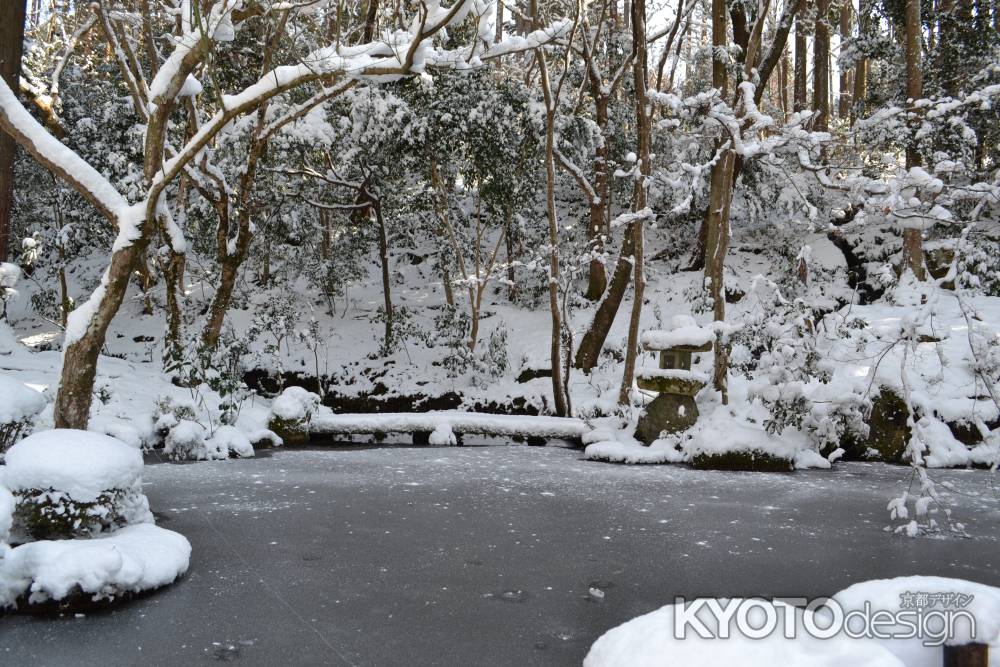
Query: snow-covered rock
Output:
[[0, 523, 191, 608], [268, 387, 322, 445], [270, 386, 322, 422]]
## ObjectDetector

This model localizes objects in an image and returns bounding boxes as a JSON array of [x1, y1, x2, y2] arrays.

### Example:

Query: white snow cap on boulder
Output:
[[271, 386, 321, 422], [0, 374, 46, 424], [3, 430, 143, 501]]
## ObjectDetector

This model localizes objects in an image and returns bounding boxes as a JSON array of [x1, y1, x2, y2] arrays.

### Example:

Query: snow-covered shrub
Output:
[[206, 426, 255, 459], [151, 396, 225, 461], [3, 430, 152, 541], [267, 386, 321, 445], [0, 485, 14, 543], [428, 423, 457, 446], [0, 375, 47, 453], [0, 262, 21, 321], [163, 420, 212, 461]]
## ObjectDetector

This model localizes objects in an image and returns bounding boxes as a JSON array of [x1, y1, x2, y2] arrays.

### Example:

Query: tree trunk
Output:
[[902, 0, 925, 279], [619, 0, 650, 406], [586, 95, 610, 300], [575, 222, 637, 372], [813, 0, 830, 130], [838, 0, 852, 118], [374, 200, 394, 345], [55, 237, 149, 428], [0, 0, 27, 261], [794, 6, 808, 111], [705, 150, 736, 403], [852, 0, 868, 123], [534, 0, 569, 416], [705, 0, 735, 405], [363, 0, 379, 41]]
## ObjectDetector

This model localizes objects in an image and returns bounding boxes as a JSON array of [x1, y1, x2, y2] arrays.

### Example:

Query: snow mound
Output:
[[0, 374, 46, 424], [585, 598, 903, 667], [585, 577, 1000, 667], [271, 386, 321, 422], [428, 423, 457, 446], [0, 523, 191, 608], [88, 416, 145, 450], [832, 576, 1000, 666], [207, 425, 255, 458], [586, 439, 685, 464], [3, 430, 143, 501]]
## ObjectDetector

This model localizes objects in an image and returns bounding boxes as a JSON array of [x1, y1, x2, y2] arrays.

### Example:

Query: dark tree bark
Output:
[[0, 0, 27, 262], [902, 0, 926, 279], [813, 0, 831, 130], [838, 0, 852, 118], [794, 4, 809, 111], [618, 0, 650, 405]]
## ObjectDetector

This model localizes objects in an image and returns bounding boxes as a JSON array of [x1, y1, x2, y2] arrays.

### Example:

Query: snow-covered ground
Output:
[[3, 445, 998, 665]]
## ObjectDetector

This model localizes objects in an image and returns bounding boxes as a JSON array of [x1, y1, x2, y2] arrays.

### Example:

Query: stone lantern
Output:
[[635, 315, 712, 444]]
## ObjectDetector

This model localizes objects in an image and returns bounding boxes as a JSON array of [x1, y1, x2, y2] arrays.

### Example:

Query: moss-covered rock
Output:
[[859, 389, 911, 463], [267, 415, 310, 446], [690, 450, 794, 472]]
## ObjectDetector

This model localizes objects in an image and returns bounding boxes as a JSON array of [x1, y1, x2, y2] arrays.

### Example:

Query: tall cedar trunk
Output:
[[852, 0, 868, 123], [902, 0, 925, 278], [0, 0, 27, 261], [363, 0, 379, 41], [586, 95, 610, 300], [794, 6, 808, 111], [838, 1, 852, 118], [619, 0, 649, 405], [813, 0, 830, 130]]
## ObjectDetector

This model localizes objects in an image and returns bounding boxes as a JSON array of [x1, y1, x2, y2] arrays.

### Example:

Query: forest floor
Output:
[[3, 443, 1000, 666]]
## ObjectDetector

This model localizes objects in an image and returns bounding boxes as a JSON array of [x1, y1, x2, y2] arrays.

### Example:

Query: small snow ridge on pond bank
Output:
[[0, 523, 191, 607], [585, 576, 1000, 667]]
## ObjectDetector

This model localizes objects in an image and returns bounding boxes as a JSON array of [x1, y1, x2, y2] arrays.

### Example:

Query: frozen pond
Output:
[[4, 444, 1000, 665]]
